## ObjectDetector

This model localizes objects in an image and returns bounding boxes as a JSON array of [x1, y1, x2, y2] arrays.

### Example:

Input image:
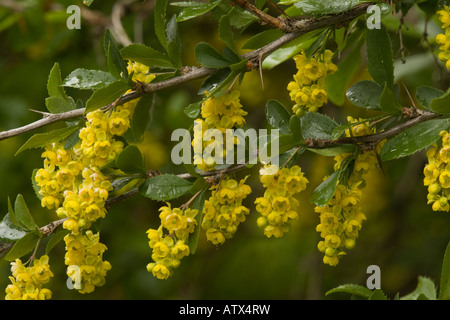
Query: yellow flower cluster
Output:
[[64, 231, 112, 294], [255, 165, 309, 238], [436, 6, 450, 70], [146, 204, 198, 279], [193, 90, 247, 171], [315, 117, 379, 266], [5, 255, 53, 300], [287, 50, 337, 117], [33, 61, 155, 293], [424, 130, 450, 212], [202, 176, 252, 245]]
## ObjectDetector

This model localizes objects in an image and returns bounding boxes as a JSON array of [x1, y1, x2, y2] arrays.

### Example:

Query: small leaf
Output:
[[139, 174, 193, 201], [307, 144, 356, 157], [104, 30, 128, 79], [184, 100, 203, 119], [195, 42, 231, 69], [380, 118, 450, 161], [439, 241, 450, 300], [293, 0, 363, 16], [120, 44, 174, 69], [175, 0, 223, 22], [401, 276, 437, 300], [310, 170, 340, 207], [85, 80, 130, 114], [126, 94, 153, 143], [62, 69, 117, 90], [190, 177, 207, 195], [379, 83, 402, 113], [4, 232, 41, 262], [346, 80, 383, 110], [289, 115, 302, 141], [430, 87, 450, 114], [46, 229, 70, 255], [166, 15, 183, 69], [15, 125, 80, 155], [115, 145, 146, 174], [300, 112, 338, 140], [47, 62, 68, 100], [45, 96, 76, 114], [0, 213, 27, 244], [198, 69, 232, 95], [326, 284, 373, 299], [155, 0, 169, 50], [14, 194, 39, 232], [242, 29, 284, 50], [188, 188, 207, 254], [265, 100, 292, 135], [31, 169, 43, 201], [416, 86, 444, 111], [369, 289, 389, 300], [219, 12, 236, 52]]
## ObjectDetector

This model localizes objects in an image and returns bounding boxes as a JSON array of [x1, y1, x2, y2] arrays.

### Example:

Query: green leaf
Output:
[[85, 80, 130, 114], [83, 0, 94, 6], [310, 170, 340, 207], [31, 169, 43, 201], [47, 62, 68, 100], [401, 276, 437, 300], [127, 94, 153, 143], [14, 194, 39, 232], [346, 80, 383, 110], [366, 24, 395, 91], [300, 112, 338, 140], [120, 44, 174, 69], [289, 115, 302, 141], [188, 188, 207, 254], [15, 125, 80, 155], [4, 232, 40, 262], [379, 84, 402, 113], [439, 241, 450, 300], [45, 229, 70, 255], [242, 29, 284, 50], [219, 11, 236, 53], [195, 42, 231, 68], [45, 96, 76, 114], [104, 30, 128, 79], [62, 69, 117, 90], [184, 100, 203, 119], [416, 86, 444, 111], [265, 100, 292, 135], [326, 284, 373, 299], [305, 28, 331, 58], [293, 0, 363, 16], [0, 213, 26, 244], [166, 15, 183, 69], [155, 0, 169, 50], [189, 177, 207, 195], [430, 87, 450, 114], [369, 289, 389, 300], [176, 0, 223, 22], [115, 145, 145, 174], [139, 174, 193, 201], [380, 118, 450, 161], [198, 68, 232, 95], [326, 39, 363, 106], [307, 144, 357, 157]]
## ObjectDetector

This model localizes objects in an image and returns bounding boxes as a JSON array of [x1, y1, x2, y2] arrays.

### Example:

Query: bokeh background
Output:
[[0, 0, 449, 300]]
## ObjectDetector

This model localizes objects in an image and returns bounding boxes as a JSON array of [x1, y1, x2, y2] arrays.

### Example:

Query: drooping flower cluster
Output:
[[255, 165, 309, 238], [5, 255, 53, 300], [287, 50, 337, 117], [33, 61, 155, 294], [146, 204, 198, 279], [424, 130, 450, 212], [64, 231, 112, 294], [192, 90, 248, 171], [436, 6, 450, 70], [202, 176, 252, 245], [315, 117, 379, 266]]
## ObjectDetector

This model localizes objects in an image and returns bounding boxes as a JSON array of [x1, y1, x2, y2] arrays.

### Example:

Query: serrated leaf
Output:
[[0, 213, 26, 244], [326, 284, 373, 298], [62, 69, 117, 90], [265, 100, 292, 135], [439, 241, 450, 300], [166, 15, 183, 69], [155, 0, 169, 50], [416, 86, 444, 111], [14, 194, 39, 232], [176, 0, 223, 22], [115, 145, 145, 174], [366, 24, 395, 91], [47, 62, 68, 100], [45, 96, 76, 114], [346, 80, 383, 110], [293, 0, 363, 16], [430, 87, 450, 114], [300, 112, 338, 140], [195, 42, 231, 69], [85, 80, 130, 114], [242, 29, 284, 50], [401, 276, 437, 300], [104, 30, 128, 79], [380, 118, 450, 161], [45, 229, 70, 255], [188, 188, 207, 254], [198, 68, 232, 95], [15, 125, 80, 156], [4, 232, 40, 262], [139, 174, 193, 201], [219, 11, 236, 53], [184, 100, 203, 118], [120, 44, 174, 69], [31, 169, 43, 201], [369, 289, 389, 300]]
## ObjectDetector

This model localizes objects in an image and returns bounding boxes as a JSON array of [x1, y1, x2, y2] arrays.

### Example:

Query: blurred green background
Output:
[[0, 0, 449, 300]]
